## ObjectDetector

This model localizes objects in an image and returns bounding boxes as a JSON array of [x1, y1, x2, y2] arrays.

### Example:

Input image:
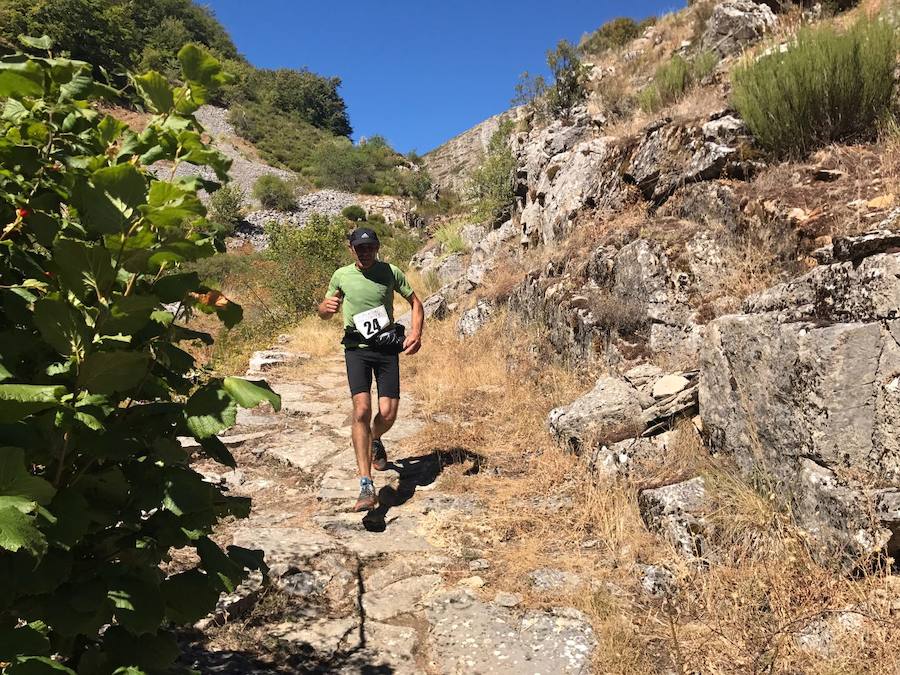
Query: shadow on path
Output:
[[361, 447, 482, 533]]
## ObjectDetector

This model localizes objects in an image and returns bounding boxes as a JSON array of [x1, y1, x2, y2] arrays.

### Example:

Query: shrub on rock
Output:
[[732, 16, 897, 156]]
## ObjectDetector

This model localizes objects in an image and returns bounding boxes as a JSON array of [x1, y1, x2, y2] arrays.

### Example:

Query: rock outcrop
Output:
[[700, 231, 900, 567], [701, 0, 778, 57]]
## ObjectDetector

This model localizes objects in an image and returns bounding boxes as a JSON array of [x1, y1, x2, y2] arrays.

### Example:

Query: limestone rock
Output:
[[426, 590, 595, 674], [652, 374, 691, 399], [702, 0, 777, 57], [457, 299, 495, 337], [638, 477, 710, 560], [548, 376, 644, 452], [658, 181, 743, 232], [436, 252, 466, 284], [422, 293, 448, 320], [701, 250, 900, 567], [246, 349, 309, 375], [529, 567, 582, 592]]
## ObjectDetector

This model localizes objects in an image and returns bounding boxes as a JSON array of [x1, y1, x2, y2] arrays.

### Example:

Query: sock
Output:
[[360, 476, 374, 490]]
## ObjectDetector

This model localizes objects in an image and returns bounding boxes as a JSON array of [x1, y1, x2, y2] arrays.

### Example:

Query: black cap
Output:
[[348, 227, 379, 247]]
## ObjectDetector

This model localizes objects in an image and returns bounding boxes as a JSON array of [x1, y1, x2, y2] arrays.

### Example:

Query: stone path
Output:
[[183, 352, 596, 674]]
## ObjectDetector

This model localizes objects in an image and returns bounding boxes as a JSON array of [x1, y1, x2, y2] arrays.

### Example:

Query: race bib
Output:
[[353, 305, 390, 339]]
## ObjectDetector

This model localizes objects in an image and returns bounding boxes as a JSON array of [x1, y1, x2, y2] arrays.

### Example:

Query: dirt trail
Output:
[[180, 350, 595, 674]]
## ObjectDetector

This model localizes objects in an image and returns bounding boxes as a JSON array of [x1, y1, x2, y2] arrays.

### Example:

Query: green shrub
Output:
[[265, 214, 350, 318], [209, 183, 245, 230], [467, 120, 517, 223], [0, 42, 273, 673], [732, 17, 896, 156], [253, 174, 296, 210], [639, 51, 720, 112], [367, 212, 386, 225], [580, 16, 657, 54], [435, 220, 468, 254], [342, 204, 367, 221], [512, 71, 548, 120]]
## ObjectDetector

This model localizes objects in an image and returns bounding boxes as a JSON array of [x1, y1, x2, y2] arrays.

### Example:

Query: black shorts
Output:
[[344, 348, 400, 399]]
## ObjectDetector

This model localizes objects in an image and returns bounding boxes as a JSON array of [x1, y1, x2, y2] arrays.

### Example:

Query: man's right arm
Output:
[[318, 272, 343, 320], [317, 289, 342, 319]]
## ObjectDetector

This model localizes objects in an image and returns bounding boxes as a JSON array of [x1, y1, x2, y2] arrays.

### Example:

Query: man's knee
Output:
[[352, 401, 372, 425], [378, 400, 399, 425]]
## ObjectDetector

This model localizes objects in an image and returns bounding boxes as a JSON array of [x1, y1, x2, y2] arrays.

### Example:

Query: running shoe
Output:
[[354, 482, 377, 511], [372, 438, 389, 471]]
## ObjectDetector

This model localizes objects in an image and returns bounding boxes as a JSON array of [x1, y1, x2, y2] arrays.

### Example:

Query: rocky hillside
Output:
[[413, 0, 900, 575]]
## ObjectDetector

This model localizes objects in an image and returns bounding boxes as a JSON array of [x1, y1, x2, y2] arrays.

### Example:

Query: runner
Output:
[[317, 226, 424, 511]]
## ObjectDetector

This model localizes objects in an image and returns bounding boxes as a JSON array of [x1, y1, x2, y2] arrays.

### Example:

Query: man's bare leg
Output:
[[351, 392, 373, 478], [372, 397, 399, 441]]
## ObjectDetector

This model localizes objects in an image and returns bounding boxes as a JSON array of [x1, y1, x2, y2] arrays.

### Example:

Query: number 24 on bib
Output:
[[353, 305, 390, 339]]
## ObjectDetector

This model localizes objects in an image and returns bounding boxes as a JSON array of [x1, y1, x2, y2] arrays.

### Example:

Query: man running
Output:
[[317, 226, 424, 512]]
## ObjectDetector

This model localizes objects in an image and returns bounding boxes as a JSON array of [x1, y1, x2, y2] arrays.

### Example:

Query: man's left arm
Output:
[[403, 293, 424, 355]]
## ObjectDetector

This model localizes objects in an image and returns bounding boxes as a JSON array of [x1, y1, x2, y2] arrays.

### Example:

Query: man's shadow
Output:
[[361, 447, 482, 533]]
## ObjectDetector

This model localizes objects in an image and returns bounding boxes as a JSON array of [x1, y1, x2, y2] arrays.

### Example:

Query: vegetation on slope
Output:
[[733, 15, 897, 156], [0, 39, 275, 672]]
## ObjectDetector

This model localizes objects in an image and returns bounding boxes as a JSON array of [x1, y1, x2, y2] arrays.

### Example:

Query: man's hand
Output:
[[402, 331, 421, 356], [317, 292, 342, 319]]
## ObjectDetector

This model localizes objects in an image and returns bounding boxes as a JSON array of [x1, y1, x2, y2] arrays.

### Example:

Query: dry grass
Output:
[[406, 309, 900, 673]]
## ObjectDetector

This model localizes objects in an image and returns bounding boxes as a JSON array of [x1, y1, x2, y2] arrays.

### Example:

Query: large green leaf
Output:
[[6, 657, 76, 674], [0, 505, 46, 557], [0, 447, 55, 505], [197, 536, 245, 593], [178, 44, 222, 88], [108, 577, 165, 635], [92, 164, 147, 210], [223, 377, 281, 412], [0, 624, 50, 661], [53, 239, 115, 300], [18, 35, 54, 51], [43, 489, 90, 547], [140, 181, 204, 227], [184, 386, 236, 438], [162, 468, 214, 516], [161, 569, 220, 624], [33, 297, 91, 356], [134, 71, 173, 113], [100, 295, 159, 336], [0, 385, 66, 423], [0, 59, 44, 97], [198, 436, 235, 469], [77, 351, 149, 395]]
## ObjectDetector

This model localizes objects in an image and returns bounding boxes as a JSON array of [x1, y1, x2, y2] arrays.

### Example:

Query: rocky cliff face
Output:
[[423, 110, 517, 195]]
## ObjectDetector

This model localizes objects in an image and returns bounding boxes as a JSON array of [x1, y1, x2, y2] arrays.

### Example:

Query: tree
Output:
[[512, 70, 548, 120], [546, 39, 587, 121], [0, 39, 274, 672]]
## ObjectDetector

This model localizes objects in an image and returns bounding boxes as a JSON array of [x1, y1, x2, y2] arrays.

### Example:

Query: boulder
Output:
[[457, 299, 495, 337], [638, 477, 711, 560], [422, 293, 449, 320], [700, 250, 900, 566], [702, 0, 777, 57], [658, 181, 743, 233], [548, 376, 644, 452], [435, 253, 466, 284]]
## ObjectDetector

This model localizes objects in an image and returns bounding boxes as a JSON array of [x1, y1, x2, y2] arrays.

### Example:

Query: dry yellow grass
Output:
[[406, 309, 900, 673]]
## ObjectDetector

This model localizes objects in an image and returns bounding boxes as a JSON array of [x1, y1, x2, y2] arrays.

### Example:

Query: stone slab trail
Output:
[[184, 351, 596, 674]]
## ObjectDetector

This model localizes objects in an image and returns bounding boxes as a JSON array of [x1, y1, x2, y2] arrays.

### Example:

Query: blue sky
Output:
[[204, 0, 685, 153]]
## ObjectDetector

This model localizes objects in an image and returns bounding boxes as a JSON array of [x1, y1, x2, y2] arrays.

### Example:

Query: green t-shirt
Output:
[[326, 261, 413, 346]]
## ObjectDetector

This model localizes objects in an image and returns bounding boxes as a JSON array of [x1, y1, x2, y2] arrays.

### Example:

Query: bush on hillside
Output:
[[209, 183, 246, 231], [467, 119, 517, 223], [732, 17, 896, 157], [547, 39, 587, 121], [253, 174, 296, 211], [435, 220, 468, 254], [638, 51, 719, 112], [580, 16, 657, 54], [265, 214, 349, 318], [512, 71, 548, 120], [342, 204, 367, 221]]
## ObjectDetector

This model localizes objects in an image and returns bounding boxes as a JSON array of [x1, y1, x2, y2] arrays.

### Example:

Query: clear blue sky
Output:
[[203, 0, 685, 153]]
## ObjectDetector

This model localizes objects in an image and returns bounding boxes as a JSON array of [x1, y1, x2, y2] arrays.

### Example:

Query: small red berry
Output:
[[16, 207, 29, 218], [43, 271, 54, 278]]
